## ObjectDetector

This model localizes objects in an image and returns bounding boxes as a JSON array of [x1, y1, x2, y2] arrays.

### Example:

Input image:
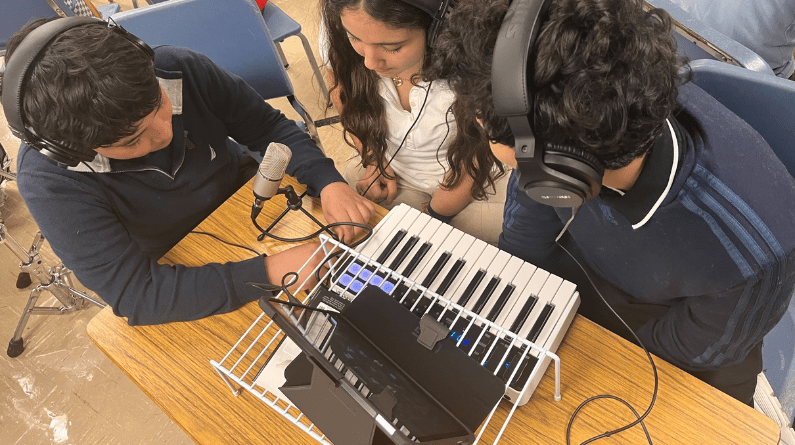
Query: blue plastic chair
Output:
[[262, 2, 330, 106], [1, 0, 63, 54], [129, 1, 330, 105], [110, 0, 320, 146], [645, 0, 774, 75], [689, 59, 795, 425]]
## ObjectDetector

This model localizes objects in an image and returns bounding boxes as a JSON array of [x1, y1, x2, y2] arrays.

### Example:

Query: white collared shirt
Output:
[[378, 77, 455, 190]]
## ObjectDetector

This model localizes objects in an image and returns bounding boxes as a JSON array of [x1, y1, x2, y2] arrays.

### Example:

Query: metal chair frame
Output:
[[262, 2, 331, 106]]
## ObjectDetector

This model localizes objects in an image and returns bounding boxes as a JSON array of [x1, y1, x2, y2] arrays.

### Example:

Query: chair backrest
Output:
[[110, 0, 294, 101], [689, 59, 795, 177], [0, 0, 64, 53], [645, 0, 774, 75], [261, 2, 301, 42], [689, 59, 795, 420]]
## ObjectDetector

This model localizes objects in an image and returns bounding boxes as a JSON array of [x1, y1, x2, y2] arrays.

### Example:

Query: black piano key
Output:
[[483, 337, 512, 373], [376, 229, 407, 264], [388, 236, 419, 271], [456, 269, 487, 307], [438, 307, 463, 328], [526, 303, 555, 343], [508, 293, 539, 333], [486, 284, 515, 322], [447, 317, 496, 362], [471, 277, 500, 314], [466, 327, 498, 363], [447, 316, 475, 343], [427, 298, 463, 322], [500, 347, 540, 391], [402, 242, 433, 277], [411, 296, 434, 316], [393, 283, 421, 310], [420, 252, 451, 288], [435, 258, 466, 295]]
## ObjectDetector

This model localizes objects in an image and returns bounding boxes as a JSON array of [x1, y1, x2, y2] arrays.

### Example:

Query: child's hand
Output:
[[356, 164, 398, 205]]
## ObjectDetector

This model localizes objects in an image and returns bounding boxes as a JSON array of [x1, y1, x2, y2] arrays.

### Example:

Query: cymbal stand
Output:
[[1, 219, 106, 357]]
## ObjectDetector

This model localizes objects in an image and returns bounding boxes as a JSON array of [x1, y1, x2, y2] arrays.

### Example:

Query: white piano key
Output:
[[424, 232, 477, 296], [376, 211, 435, 271], [478, 256, 525, 322], [492, 262, 539, 329], [502, 268, 551, 334], [399, 219, 453, 279], [461, 250, 512, 313], [532, 279, 578, 349], [444, 242, 500, 307], [517, 274, 564, 341], [357, 204, 415, 260]]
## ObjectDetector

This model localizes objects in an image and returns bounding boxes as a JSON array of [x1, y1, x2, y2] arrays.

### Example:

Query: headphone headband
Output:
[[491, 0, 604, 208], [1, 17, 101, 145], [0, 17, 154, 167], [401, 0, 452, 45]]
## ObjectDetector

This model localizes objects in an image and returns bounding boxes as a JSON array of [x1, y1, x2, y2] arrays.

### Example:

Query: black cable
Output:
[[247, 271, 302, 306], [360, 80, 434, 197], [189, 230, 262, 256], [556, 234, 658, 445], [264, 296, 338, 315], [251, 215, 373, 246]]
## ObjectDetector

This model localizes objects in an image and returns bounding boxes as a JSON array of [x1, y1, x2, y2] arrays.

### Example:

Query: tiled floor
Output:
[[0, 1, 348, 443]]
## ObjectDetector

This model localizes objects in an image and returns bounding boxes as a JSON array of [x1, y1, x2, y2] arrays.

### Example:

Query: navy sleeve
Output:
[[636, 252, 795, 371], [16, 147, 272, 326]]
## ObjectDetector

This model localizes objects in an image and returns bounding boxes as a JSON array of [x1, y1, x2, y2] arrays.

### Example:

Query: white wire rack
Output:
[[211, 235, 564, 444]]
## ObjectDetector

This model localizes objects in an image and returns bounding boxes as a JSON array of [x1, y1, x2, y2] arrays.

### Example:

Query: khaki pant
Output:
[[343, 158, 509, 246]]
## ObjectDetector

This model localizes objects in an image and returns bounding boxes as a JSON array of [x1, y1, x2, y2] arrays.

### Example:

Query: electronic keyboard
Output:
[[323, 204, 580, 406]]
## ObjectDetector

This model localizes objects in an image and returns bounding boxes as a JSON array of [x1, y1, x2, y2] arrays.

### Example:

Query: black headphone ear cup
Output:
[[30, 138, 95, 167], [2, 17, 154, 168], [26, 125, 95, 167], [517, 142, 604, 207], [542, 144, 604, 196]]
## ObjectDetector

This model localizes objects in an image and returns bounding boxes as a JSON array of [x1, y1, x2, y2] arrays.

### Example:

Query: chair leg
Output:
[[275, 41, 289, 69], [296, 32, 331, 107]]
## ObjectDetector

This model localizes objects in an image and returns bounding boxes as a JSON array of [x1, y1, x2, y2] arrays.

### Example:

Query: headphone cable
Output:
[[555, 209, 658, 445], [360, 79, 433, 197]]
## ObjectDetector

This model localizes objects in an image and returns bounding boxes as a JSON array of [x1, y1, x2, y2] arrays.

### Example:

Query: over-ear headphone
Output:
[[401, 0, 452, 45], [0, 17, 154, 167], [491, 0, 604, 208]]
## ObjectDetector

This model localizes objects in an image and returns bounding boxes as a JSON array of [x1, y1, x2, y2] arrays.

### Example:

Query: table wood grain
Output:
[[87, 176, 780, 444]]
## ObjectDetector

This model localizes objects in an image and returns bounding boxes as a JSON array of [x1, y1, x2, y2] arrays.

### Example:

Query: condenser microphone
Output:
[[251, 142, 292, 220], [253, 142, 292, 202]]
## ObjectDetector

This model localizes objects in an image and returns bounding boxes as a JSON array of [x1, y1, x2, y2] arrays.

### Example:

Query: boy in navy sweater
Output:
[[2, 18, 375, 325], [429, 0, 795, 405]]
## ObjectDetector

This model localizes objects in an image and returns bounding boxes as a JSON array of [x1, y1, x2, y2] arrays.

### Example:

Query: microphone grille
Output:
[[259, 142, 292, 180]]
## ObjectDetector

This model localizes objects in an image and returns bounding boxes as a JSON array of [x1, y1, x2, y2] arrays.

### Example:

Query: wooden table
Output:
[[87, 176, 780, 444]]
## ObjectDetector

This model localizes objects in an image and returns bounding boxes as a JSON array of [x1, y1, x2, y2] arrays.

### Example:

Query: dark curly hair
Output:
[[428, 0, 687, 169], [322, 0, 503, 199], [3, 18, 161, 152]]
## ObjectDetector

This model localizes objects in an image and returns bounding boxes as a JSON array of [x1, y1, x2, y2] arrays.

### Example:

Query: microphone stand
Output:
[[255, 185, 336, 242]]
